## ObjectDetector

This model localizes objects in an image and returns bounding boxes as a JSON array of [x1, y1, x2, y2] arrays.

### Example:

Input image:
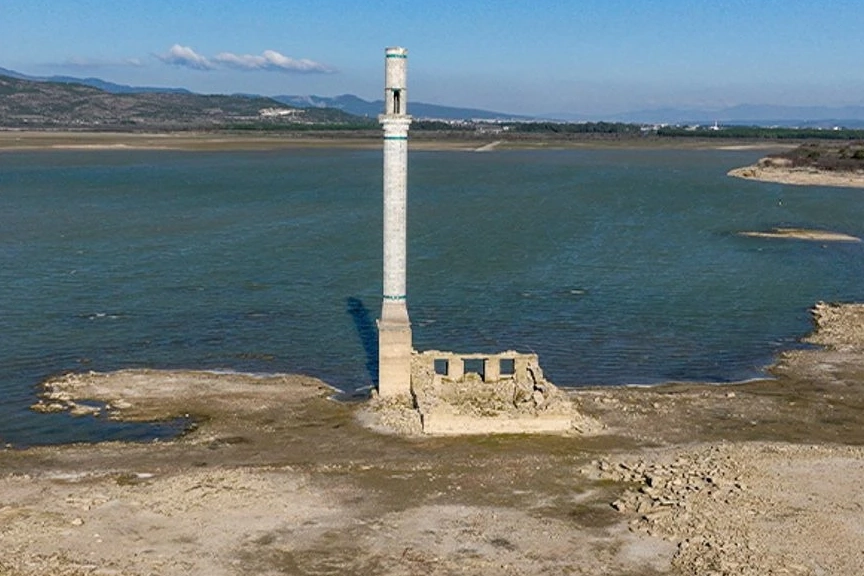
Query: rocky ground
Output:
[[590, 443, 864, 575], [3, 302, 864, 575]]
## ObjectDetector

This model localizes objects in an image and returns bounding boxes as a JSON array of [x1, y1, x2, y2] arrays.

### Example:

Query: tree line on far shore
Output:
[[225, 120, 864, 142], [769, 142, 864, 171]]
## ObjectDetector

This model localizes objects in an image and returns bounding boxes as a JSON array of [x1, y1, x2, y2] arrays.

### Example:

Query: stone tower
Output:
[[378, 46, 413, 397]]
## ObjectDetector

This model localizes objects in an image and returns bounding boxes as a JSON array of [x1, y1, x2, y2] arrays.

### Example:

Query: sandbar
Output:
[[739, 227, 861, 242], [729, 164, 864, 189]]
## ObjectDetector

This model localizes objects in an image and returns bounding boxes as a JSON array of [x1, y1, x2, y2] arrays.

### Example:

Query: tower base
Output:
[[377, 320, 412, 397]]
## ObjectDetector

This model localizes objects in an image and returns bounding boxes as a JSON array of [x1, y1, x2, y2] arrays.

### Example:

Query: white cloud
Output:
[[61, 57, 144, 68], [158, 45, 333, 74], [157, 45, 215, 71], [215, 49, 333, 73]]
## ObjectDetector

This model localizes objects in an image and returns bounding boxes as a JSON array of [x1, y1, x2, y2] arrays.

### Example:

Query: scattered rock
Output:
[[805, 301, 864, 350], [69, 403, 101, 417]]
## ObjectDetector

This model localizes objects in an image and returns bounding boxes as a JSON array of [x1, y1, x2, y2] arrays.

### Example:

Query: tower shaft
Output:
[[378, 47, 413, 397]]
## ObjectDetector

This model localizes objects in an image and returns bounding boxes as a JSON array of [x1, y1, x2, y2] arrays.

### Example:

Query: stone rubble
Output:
[[359, 358, 603, 436], [805, 301, 864, 351], [29, 372, 108, 417], [357, 392, 424, 436], [585, 444, 811, 576], [411, 355, 571, 419]]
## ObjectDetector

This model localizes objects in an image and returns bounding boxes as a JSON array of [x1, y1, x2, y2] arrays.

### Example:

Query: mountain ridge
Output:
[[0, 67, 529, 121], [0, 73, 359, 129], [271, 93, 532, 121], [3, 66, 864, 126], [547, 104, 864, 128], [0, 66, 193, 95]]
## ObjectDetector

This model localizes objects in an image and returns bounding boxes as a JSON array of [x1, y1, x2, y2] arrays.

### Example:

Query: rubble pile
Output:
[[586, 444, 799, 575], [412, 359, 569, 419], [805, 301, 864, 350]]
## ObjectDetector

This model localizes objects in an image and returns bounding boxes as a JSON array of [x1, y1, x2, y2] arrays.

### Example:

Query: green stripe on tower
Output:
[[383, 136, 408, 140], [386, 54, 407, 58]]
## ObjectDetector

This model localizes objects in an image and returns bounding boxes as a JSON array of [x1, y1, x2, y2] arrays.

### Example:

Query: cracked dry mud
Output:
[[3, 302, 864, 575]]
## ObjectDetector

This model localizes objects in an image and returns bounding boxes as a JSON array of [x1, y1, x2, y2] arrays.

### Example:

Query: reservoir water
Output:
[[2, 147, 863, 445]]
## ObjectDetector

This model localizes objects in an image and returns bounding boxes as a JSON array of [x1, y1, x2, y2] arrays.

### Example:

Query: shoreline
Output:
[[3, 303, 864, 573], [729, 163, 864, 188], [0, 130, 796, 152]]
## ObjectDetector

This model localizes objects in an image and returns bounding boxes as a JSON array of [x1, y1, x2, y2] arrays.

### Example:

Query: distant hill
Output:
[[5, 66, 863, 127], [0, 66, 527, 121], [567, 104, 864, 128], [0, 74, 360, 129], [0, 66, 192, 95], [272, 94, 531, 121]]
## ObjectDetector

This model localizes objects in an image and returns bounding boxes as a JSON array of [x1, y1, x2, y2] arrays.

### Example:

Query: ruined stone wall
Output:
[[413, 350, 541, 384]]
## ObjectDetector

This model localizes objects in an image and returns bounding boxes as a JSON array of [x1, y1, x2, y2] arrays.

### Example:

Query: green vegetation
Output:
[[657, 125, 864, 140], [770, 141, 864, 171], [225, 121, 376, 132], [5, 72, 864, 145], [412, 120, 455, 131], [508, 121, 642, 135], [0, 74, 363, 130]]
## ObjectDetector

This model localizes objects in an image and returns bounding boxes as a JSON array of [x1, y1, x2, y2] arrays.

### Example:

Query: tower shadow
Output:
[[346, 297, 379, 385]]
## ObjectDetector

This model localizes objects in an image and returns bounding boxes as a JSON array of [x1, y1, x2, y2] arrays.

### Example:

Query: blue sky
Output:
[[2, 0, 863, 116]]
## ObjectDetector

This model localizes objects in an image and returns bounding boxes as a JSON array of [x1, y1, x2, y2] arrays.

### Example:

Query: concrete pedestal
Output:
[[377, 320, 412, 397]]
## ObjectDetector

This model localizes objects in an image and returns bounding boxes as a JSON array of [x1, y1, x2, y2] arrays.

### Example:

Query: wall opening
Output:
[[434, 359, 449, 376], [393, 89, 401, 114], [463, 358, 485, 380], [499, 358, 515, 377]]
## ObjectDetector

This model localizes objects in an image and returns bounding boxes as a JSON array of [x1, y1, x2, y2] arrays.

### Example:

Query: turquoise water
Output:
[[1, 148, 863, 445]]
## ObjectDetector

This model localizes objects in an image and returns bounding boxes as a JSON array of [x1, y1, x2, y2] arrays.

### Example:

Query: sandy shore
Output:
[[0, 130, 796, 152], [3, 302, 864, 575], [729, 164, 864, 188], [0, 131, 387, 152]]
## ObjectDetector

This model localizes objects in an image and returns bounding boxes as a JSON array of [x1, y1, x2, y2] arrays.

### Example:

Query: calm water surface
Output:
[[2, 148, 863, 445]]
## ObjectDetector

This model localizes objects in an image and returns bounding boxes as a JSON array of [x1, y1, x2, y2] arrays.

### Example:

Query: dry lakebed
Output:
[[0, 302, 862, 575]]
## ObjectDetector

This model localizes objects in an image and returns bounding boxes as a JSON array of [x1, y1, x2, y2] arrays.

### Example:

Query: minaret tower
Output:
[[378, 46, 413, 397]]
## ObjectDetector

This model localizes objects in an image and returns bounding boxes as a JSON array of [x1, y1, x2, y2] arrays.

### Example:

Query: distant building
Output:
[[258, 108, 302, 118]]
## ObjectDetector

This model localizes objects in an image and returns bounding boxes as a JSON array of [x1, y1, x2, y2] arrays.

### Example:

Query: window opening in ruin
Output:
[[434, 359, 449, 376], [393, 90, 401, 114], [463, 358, 485, 381], [499, 358, 515, 376]]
